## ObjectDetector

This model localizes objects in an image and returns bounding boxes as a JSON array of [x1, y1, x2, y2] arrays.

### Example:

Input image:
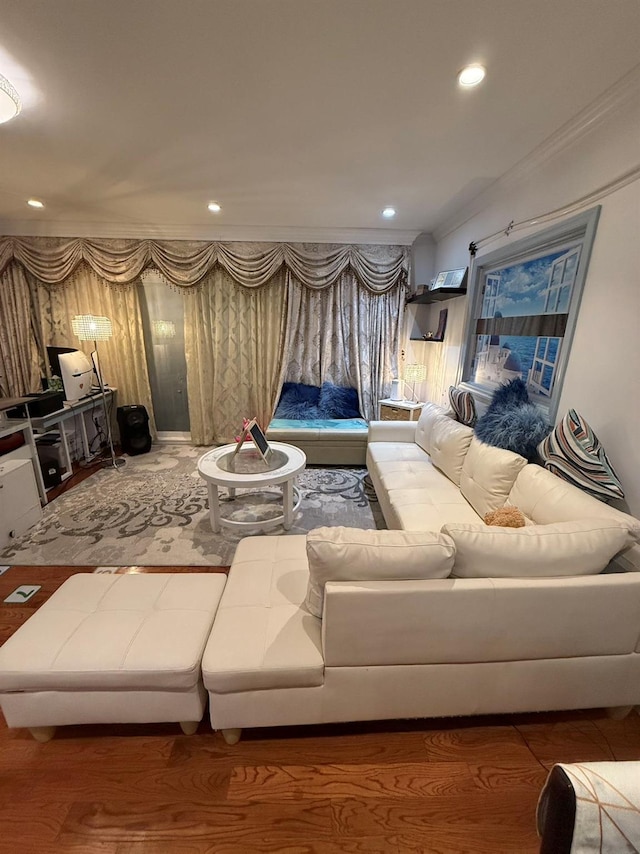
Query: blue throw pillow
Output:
[[318, 383, 361, 419], [474, 379, 551, 461], [274, 382, 321, 419]]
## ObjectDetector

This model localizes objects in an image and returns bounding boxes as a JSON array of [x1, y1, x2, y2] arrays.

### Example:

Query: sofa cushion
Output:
[[538, 408, 624, 501], [459, 437, 528, 517], [389, 488, 481, 532], [305, 526, 455, 617], [449, 386, 477, 427], [509, 465, 640, 537], [202, 536, 324, 694], [414, 402, 449, 455], [443, 519, 638, 579], [274, 382, 321, 419], [429, 415, 474, 487]]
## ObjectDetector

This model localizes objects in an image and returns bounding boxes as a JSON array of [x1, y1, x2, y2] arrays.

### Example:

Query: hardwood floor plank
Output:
[[0, 728, 175, 771], [169, 728, 431, 767], [227, 762, 477, 801], [7, 763, 230, 802], [330, 792, 540, 836], [514, 719, 615, 764], [117, 838, 395, 854], [0, 799, 73, 846], [60, 800, 334, 844], [391, 827, 541, 853], [469, 763, 549, 792], [592, 713, 640, 760], [421, 725, 534, 763]]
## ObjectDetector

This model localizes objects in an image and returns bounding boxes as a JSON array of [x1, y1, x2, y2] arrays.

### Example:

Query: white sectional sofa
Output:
[[202, 403, 640, 741]]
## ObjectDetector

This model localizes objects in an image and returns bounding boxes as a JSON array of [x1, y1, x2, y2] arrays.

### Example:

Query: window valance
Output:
[[0, 237, 409, 293]]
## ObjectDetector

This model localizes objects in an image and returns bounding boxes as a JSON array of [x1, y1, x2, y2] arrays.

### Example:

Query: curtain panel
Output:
[[0, 263, 42, 397], [37, 269, 156, 434], [185, 269, 288, 445], [282, 271, 404, 420], [0, 237, 409, 293]]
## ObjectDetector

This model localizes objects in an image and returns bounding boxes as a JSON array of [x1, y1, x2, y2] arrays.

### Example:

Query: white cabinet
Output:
[[0, 458, 43, 549]]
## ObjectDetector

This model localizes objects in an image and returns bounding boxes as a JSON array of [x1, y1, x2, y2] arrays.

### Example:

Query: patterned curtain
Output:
[[0, 237, 409, 292], [283, 271, 405, 420], [0, 263, 42, 397], [37, 267, 156, 433], [185, 268, 288, 445]]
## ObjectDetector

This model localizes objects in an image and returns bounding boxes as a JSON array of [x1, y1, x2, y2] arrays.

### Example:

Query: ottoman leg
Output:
[[29, 726, 56, 743], [221, 728, 242, 745], [179, 721, 199, 735], [606, 705, 634, 720]]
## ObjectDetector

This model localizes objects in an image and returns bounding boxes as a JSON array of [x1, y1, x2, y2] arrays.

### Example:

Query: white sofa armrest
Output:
[[368, 421, 417, 443]]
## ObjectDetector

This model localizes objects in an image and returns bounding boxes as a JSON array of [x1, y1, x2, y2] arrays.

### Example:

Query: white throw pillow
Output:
[[442, 518, 638, 579], [305, 526, 455, 618], [460, 437, 528, 517]]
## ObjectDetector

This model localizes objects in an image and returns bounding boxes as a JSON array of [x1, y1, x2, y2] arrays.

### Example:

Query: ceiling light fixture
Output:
[[382, 207, 396, 219], [27, 198, 44, 209], [0, 73, 21, 123], [207, 202, 221, 213], [458, 64, 486, 87]]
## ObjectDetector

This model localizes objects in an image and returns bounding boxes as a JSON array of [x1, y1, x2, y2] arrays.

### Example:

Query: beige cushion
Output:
[[460, 437, 528, 517], [443, 518, 638, 579], [414, 402, 449, 455], [202, 536, 324, 694], [0, 573, 226, 693], [305, 526, 455, 617], [429, 415, 474, 486], [510, 464, 640, 536]]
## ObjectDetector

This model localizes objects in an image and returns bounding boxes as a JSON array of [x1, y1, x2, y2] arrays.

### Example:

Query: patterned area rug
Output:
[[1, 445, 385, 566]]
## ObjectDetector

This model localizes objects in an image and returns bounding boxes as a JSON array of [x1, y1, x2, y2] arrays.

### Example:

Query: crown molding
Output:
[[433, 63, 640, 243], [0, 219, 420, 246]]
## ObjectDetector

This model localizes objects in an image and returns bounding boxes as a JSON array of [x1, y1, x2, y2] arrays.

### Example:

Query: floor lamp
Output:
[[71, 314, 125, 470]]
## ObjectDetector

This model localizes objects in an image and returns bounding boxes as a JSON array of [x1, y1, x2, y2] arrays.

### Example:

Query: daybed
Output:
[[202, 402, 640, 740], [266, 382, 368, 465]]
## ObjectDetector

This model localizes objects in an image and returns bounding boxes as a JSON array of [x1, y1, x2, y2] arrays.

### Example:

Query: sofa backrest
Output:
[[322, 573, 640, 667], [510, 465, 640, 532], [459, 437, 528, 517], [429, 416, 474, 487], [414, 402, 449, 455]]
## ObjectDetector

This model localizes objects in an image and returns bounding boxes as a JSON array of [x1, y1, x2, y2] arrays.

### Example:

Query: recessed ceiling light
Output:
[[0, 73, 21, 123], [458, 64, 486, 87], [207, 202, 221, 213], [27, 198, 44, 209], [382, 207, 396, 219]]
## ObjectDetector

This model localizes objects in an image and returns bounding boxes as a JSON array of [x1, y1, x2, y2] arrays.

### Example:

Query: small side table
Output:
[[379, 399, 424, 422]]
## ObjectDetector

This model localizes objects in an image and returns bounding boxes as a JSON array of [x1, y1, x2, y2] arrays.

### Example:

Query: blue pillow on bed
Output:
[[274, 382, 321, 419], [318, 383, 361, 419]]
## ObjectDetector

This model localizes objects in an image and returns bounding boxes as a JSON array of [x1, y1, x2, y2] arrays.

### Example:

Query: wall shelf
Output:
[[409, 336, 444, 342], [407, 287, 467, 304]]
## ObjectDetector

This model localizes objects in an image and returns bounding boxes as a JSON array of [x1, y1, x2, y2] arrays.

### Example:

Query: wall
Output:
[[410, 81, 640, 516]]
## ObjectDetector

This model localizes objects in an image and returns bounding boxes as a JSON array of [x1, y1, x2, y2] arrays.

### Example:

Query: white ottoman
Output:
[[0, 572, 226, 741]]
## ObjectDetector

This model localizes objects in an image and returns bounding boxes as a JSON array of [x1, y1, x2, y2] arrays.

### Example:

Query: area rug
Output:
[[1, 445, 385, 566]]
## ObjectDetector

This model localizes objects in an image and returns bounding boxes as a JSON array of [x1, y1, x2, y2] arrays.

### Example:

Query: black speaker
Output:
[[117, 404, 152, 456]]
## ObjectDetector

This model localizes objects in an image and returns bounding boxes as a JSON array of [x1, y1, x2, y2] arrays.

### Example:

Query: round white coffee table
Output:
[[197, 442, 306, 533]]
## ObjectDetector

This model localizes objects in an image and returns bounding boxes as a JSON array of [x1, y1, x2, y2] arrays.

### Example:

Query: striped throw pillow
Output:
[[538, 409, 624, 501], [449, 386, 477, 427]]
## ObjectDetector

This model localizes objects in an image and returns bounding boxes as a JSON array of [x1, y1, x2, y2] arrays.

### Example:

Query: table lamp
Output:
[[403, 363, 426, 403], [71, 314, 125, 470]]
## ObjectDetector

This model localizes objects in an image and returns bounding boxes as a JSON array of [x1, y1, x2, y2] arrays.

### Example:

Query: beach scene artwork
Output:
[[472, 243, 581, 399]]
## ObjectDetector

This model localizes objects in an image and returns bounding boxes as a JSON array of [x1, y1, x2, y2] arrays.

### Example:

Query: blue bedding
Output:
[[268, 418, 368, 432]]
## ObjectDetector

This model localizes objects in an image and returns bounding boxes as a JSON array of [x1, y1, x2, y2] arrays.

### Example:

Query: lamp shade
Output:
[[152, 320, 176, 340], [72, 314, 113, 341], [0, 74, 21, 124], [404, 363, 427, 382]]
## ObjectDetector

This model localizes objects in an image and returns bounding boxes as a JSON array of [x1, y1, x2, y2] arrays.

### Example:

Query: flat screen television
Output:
[[57, 350, 94, 402]]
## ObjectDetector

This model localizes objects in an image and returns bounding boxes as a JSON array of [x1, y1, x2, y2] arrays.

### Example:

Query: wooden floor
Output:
[[1, 567, 640, 852]]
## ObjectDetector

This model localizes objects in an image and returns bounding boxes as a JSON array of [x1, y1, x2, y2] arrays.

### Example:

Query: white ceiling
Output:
[[0, 0, 638, 243]]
